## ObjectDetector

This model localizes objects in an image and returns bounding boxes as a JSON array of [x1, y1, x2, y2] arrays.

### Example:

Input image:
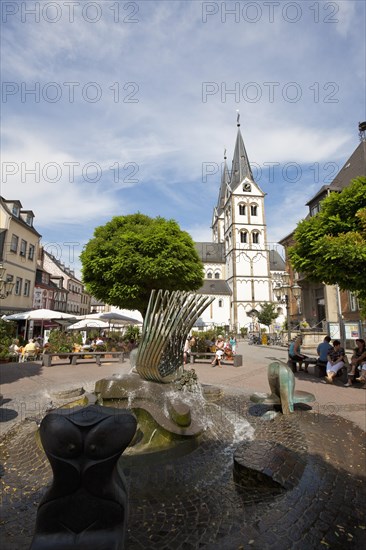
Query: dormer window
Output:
[[26, 213, 33, 226], [12, 204, 20, 217]]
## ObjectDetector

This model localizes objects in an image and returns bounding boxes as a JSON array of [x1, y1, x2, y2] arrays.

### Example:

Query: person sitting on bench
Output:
[[212, 335, 225, 368], [316, 336, 332, 368], [324, 340, 346, 384], [345, 338, 366, 387], [289, 336, 308, 372]]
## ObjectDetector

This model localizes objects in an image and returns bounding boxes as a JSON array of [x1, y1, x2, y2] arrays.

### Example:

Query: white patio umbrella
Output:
[[5, 309, 77, 339], [82, 312, 142, 325], [67, 319, 109, 331], [5, 309, 77, 321]]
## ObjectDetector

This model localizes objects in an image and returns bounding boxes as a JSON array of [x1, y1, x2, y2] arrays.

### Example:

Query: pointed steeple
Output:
[[217, 149, 231, 214], [230, 114, 254, 190]]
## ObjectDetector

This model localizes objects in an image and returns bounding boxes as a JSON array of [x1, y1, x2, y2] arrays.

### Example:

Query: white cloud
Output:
[[1, 0, 364, 251]]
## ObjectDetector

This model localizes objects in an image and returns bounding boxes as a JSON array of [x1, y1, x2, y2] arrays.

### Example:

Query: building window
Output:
[[10, 234, 19, 253], [252, 231, 259, 244], [239, 204, 246, 215], [25, 213, 33, 226], [240, 231, 247, 243], [349, 292, 358, 312], [20, 239, 27, 257], [207, 272, 213, 279], [251, 205, 258, 216], [15, 277, 22, 295], [218, 299, 223, 307], [310, 204, 320, 216], [214, 272, 220, 279], [28, 244, 35, 260], [24, 279, 31, 296], [12, 204, 20, 217]]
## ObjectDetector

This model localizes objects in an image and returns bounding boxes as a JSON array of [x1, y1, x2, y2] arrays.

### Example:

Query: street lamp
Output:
[[0, 264, 15, 300], [274, 274, 302, 344]]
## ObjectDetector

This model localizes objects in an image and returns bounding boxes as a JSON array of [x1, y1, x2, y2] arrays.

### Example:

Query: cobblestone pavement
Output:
[[0, 342, 365, 549], [1, 391, 365, 549]]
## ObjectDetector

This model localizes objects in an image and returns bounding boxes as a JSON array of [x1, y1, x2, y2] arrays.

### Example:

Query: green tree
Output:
[[256, 303, 278, 330], [81, 214, 204, 317], [289, 177, 366, 307]]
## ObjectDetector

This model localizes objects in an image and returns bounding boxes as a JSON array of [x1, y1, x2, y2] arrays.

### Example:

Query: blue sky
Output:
[[1, 0, 365, 276]]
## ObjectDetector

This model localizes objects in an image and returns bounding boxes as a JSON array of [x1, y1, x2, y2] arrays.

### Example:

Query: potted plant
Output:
[[47, 330, 73, 358], [0, 320, 17, 363]]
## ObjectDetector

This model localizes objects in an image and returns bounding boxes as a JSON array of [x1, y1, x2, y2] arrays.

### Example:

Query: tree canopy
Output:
[[289, 177, 366, 301], [257, 303, 278, 329], [81, 214, 204, 317]]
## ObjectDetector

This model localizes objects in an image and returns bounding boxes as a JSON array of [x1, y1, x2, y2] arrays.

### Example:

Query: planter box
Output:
[[300, 331, 327, 350]]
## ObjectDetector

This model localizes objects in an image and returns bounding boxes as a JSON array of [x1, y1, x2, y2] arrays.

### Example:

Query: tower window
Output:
[[214, 272, 220, 279], [207, 272, 213, 279], [239, 204, 246, 215], [251, 205, 258, 216], [240, 231, 247, 243], [252, 231, 259, 244], [218, 299, 223, 307]]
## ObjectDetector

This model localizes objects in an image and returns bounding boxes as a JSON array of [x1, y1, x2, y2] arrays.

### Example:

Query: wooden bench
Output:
[[288, 356, 348, 381], [287, 356, 318, 374], [189, 352, 243, 367], [42, 352, 124, 367]]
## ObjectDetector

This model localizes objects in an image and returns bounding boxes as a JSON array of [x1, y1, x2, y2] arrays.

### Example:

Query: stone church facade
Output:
[[195, 122, 284, 332]]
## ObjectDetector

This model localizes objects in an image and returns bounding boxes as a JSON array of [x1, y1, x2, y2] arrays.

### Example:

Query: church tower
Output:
[[212, 117, 272, 331]]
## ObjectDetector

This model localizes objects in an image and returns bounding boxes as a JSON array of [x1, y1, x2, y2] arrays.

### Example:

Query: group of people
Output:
[[211, 335, 237, 368], [289, 335, 366, 386], [183, 334, 237, 368], [9, 338, 43, 362]]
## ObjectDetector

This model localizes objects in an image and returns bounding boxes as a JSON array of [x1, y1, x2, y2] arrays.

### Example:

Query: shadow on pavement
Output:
[[0, 408, 18, 422], [0, 361, 43, 385]]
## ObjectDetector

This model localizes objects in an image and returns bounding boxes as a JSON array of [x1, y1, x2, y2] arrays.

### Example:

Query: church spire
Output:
[[230, 113, 254, 189], [217, 149, 231, 214]]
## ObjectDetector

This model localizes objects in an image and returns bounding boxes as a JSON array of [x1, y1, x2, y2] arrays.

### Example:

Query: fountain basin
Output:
[[95, 373, 207, 455]]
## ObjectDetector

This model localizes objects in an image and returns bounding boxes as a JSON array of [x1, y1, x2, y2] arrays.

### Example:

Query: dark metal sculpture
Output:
[[30, 405, 137, 550]]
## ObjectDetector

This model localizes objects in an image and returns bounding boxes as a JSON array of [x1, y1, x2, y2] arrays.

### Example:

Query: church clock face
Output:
[[243, 182, 251, 192]]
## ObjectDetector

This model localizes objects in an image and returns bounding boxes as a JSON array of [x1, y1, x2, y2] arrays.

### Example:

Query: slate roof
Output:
[[195, 242, 225, 263], [198, 280, 232, 295], [230, 126, 254, 189], [216, 158, 230, 215], [306, 141, 365, 206], [269, 249, 285, 271], [305, 185, 331, 207], [0, 196, 42, 237], [330, 140, 366, 190]]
